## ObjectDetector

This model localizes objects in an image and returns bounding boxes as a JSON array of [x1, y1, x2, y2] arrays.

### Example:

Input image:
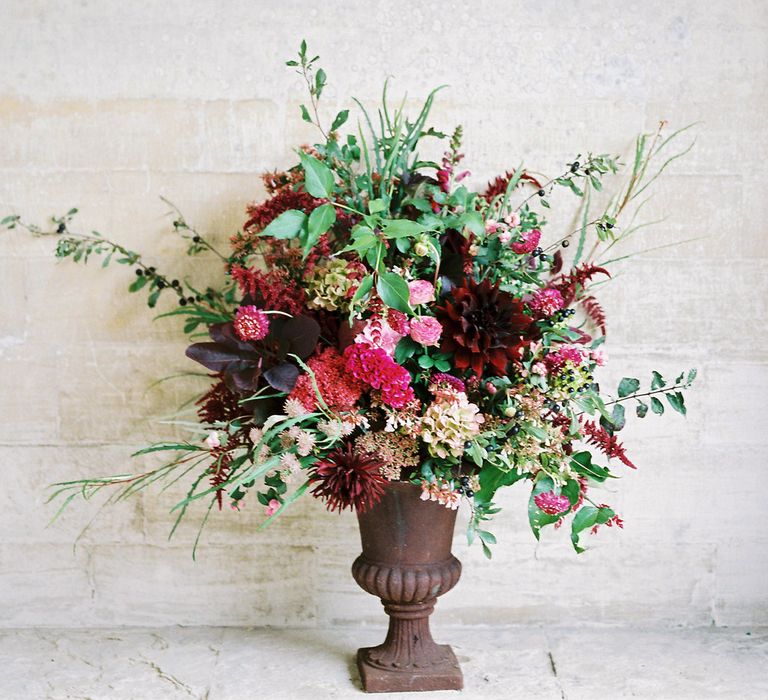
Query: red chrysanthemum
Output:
[[289, 347, 365, 412], [435, 277, 534, 377], [309, 442, 387, 513]]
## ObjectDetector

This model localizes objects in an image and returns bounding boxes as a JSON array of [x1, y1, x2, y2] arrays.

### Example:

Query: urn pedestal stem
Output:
[[351, 482, 463, 692]]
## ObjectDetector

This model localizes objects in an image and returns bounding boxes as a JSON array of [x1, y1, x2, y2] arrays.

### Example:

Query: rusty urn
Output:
[[351, 481, 463, 692]]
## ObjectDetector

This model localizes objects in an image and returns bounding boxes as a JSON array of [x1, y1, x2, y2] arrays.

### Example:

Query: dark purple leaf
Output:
[[264, 363, 300, 392]]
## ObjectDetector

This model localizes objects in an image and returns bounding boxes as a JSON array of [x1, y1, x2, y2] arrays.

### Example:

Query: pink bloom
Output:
[[343, 343, 415, 409], [560, 345, 585, 364], [408, 280, 436, 306], [233, 305, 270, 341], [511, 228, 541, 254], [504, 212, 521, 227], [534, 491, 571, 515], [529, 288, 565, 317], [498, 230, 513, 244], [409, 316, 442, 346], [265, 499, 280, 517], [430, 373, 466, 394], [387, 309, 411, 335], [531, 362, 547, 376], [485, 219, 502, 234], [204, 431, 221, 449], [355, 317, 403, 356], [289, 347, 365, 412], [591, 349, 608, 366]]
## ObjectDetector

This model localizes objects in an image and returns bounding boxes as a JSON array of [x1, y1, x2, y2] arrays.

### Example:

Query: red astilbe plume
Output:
[[580, 420, 636, 469], [580, 294, 607, 335], [551, 263, 610, 306], [209, 451, 232, 510], [482, 170, 544, 200], [196, 377, 247, 426], [309, 442, 387, 513], [230, 265, 306, 315]]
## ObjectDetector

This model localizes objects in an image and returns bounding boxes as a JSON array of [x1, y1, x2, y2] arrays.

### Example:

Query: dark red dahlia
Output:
[[309, 442, 387, 513], [436, 277, 534, 377], [482, 169, 544, 200]]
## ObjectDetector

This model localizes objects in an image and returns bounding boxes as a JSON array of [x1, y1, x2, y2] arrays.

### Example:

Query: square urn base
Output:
[[356, 645, 464, 693]]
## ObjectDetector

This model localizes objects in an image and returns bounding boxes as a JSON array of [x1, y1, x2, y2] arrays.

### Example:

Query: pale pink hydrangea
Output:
[[409, 316, 442, 346], [408, 280, 436, 306]]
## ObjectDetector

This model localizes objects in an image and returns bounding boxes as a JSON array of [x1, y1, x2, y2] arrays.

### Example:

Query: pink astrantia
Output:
[[511, 228, 541, 254], [534, 491, 571, 515], [409, 316, 442, 346], [408, 280, 436, 306], [233, 305, 270, 341], [529, 288, 565, 317]]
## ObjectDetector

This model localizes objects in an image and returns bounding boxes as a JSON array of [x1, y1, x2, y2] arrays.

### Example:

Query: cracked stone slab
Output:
[[0, 626, 766, 699]]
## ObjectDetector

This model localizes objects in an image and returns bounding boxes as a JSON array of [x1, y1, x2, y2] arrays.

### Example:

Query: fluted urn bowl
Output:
[[351, 481, 463, 692]]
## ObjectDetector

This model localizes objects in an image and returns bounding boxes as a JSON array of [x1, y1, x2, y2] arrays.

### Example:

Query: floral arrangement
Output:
[[3, 42, 696, 557]]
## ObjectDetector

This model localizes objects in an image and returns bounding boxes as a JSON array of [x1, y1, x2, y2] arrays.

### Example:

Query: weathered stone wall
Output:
[[1, 0, 766, 628]]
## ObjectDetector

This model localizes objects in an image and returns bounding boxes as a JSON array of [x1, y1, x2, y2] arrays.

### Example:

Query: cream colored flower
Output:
[[420, 393, 485, 459], [306, 259, 359, 311]]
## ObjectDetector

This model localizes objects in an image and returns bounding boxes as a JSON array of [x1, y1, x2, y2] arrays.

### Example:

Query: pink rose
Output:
[[265, 499, 280, 517], [408, 280, 436, 306], [409, 316, 442, 346]]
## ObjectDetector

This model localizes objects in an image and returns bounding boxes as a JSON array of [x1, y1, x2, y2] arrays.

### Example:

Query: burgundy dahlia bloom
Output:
[[309, 442, 387, 513]]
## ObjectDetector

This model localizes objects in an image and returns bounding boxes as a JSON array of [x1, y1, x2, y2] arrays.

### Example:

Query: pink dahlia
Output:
[[529, 288, 565, 317], [534, 490, 571, 515], [233, 305, 270, 341], [511, 228, 541, 254], [408, 280, 436, 306], [344, 342, 415, 409], [409, 316, 442, 346]]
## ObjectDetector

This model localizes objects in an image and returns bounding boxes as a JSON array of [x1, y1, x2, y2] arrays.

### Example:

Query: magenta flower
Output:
[[511, 228, 541, 254], [233, 305, 270, 341], [529, 288, 565, 317], [409, 316, 442, 346], [534, 490, 571, 515]]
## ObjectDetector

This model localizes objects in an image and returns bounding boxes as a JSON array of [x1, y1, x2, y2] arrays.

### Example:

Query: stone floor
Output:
[[1, 626, 765, 699]]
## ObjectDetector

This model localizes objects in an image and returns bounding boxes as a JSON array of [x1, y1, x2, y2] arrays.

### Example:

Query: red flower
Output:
[[435, 277, 534, 377], [581, 420, 636, 469], [343, 343, 415, 409], [309, 442, 387, 513], [289, 347, 365, 412]]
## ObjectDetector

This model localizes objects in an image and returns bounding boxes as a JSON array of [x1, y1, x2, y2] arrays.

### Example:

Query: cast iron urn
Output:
[[351, 481, 463, 692]]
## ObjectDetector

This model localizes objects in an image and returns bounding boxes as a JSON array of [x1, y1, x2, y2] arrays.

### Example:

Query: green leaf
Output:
[[481, 541, 493, 559], [618, 377, 640, 398], [651, 397, 665, 415], [394, 336, 418, 363], [636, 401, 649, 418], [610, 403, 626, 431], [651, 371, 666, 390], [128, 275, 148, 292], [666, 391, 687, 416], [147, 289, 161, 308], [381, 219, 428, 238], [477, 530, 497, 545], [469, 441, 484, 467], [261, 209, 307, 240], [417, 354, 434, 369], [376, 272, 412, 313], [687, 368, 697, 384], [331, 110, 349, 131], [131, 442, 202, 457], [368, 198, 387, 214], [570, 451, 613, 482], [299, 152, 334, 198], [304, 203, 336, 254], [315, 68, 327, 97], [350, 274, 373, 307], [299, 104, 312, 123]]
